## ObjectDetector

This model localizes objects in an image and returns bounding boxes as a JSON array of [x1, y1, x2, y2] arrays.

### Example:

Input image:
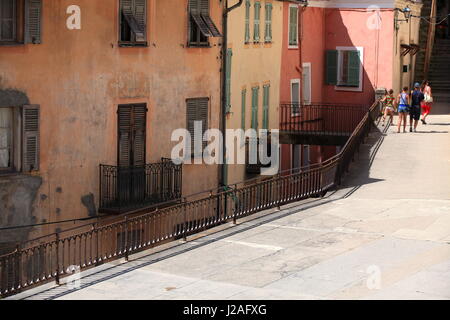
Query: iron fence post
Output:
[[16, 244, 21, 291], [183, 197, 187, 242], [55, 232, 60, 285], [124, 216, 129, 262], [277, 173, 281, 210], [233, 184, 238, 225]]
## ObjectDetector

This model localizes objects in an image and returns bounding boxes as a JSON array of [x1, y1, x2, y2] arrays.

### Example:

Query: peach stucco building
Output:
[[0, 0, 224, 249]]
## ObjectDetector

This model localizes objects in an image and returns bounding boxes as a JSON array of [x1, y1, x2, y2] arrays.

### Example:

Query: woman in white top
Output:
[[421, 80, 433, 125]]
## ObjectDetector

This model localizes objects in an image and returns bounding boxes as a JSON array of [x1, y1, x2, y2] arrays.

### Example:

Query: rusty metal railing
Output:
[[0, 100, 380, 298]]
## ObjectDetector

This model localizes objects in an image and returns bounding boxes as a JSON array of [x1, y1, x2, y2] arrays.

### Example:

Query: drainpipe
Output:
[[220, 0, 243, 188]]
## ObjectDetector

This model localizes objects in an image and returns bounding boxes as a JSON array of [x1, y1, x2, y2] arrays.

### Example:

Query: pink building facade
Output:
[[280, 0, 421, 171]]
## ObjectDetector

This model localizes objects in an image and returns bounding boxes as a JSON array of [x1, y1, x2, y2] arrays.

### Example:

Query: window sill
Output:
[[118, 41, 148, 48], [187, 43, 211, 48], [0, 171, 37, 179], [0, 41, 25, 47]]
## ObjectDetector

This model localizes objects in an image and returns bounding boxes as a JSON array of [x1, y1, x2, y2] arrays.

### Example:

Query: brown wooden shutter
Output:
[[22, 105, 40, 172], [186, 98, 209, 154], [118, 104, 147, 167], [134, 0, 146, 29], [200, 0, 209, 15], [132, 104, 147, 167], [189, 0, 199, 13], [25, 0, 42, 44], [186, 99, 197, 153], [118, 105, 132, 167]]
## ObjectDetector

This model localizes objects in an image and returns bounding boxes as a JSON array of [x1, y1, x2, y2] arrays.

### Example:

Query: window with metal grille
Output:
[[188, 0, 221, 47], [186, 97, 209, 158], [0, 105, 40, 174], [119, 0, 147, 46], [0, 0, 41, 45]]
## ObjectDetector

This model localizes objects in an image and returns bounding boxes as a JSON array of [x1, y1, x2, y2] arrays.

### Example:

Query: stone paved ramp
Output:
[[9, 105, 450, 300]]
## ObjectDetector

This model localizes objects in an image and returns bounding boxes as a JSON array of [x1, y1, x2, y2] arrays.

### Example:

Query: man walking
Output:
[[410, 82, 424, 132]]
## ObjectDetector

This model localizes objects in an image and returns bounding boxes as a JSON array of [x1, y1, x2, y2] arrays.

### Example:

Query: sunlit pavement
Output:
[[10, 103, 450, 300]]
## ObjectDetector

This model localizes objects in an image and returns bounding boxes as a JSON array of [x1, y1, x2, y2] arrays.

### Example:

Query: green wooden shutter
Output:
[[225, 48, 233, 113], [262, 85, 270, 130], [254, 1, 260, 42], [245, 0, 250, 43], [289, 6, 298, 46], [265, 3, 272, 42], [347, 50, 360, 87], [325, 50, 338, 85], [251, 87, 259, 130], [241, 89, 246, 130], [118, 106, 132, 167], [25, 0, 42, 44], [22, 105, 40, 172]]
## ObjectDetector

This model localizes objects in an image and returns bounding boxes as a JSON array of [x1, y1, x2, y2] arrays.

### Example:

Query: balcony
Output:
[[279, 103, 369, 145], [99, 158, 182, 214]]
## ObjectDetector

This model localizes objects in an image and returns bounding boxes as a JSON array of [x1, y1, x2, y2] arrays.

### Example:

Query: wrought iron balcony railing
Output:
[[280, 103, 369, 136], [99, 158, 182, 213]]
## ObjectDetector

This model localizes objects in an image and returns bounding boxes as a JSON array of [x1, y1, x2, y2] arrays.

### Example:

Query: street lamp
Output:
[[395, 6, 411, 30]]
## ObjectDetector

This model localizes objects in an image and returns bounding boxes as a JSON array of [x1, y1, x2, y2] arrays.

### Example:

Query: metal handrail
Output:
[[0, 100, 380, 297]]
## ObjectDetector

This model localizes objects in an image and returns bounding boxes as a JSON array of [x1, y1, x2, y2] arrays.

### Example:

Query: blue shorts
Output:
[[398, 105, 409, 113]]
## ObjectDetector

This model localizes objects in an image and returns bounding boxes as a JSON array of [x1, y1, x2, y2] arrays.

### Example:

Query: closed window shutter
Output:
[[25, 0, 42, 44], [347, 50, 360, 87], [251, 87, 259, 130], [265, 3, 272, 42], [325, 50, 338, 85], [254, 2, 260, 42], [132, 104, 147, 167], [198, 98, 208, 152], [262, 85, 270, 130], [186, 100, 197, 154], [289, 7, 298, 46], [245, 0, 250, 43], [225, 48, 233, 113], [118, 104, 147, 167], [118, 106, 132, 167], [186, 98, 209, 155], [22, 105, 40, 172], [241, 89, 246, 130], [302, 66, 311, 104]]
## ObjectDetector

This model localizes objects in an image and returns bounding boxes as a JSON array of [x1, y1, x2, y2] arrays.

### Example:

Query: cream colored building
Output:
[[225, 0, 283, 185], [394, 0, 423, 94]]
